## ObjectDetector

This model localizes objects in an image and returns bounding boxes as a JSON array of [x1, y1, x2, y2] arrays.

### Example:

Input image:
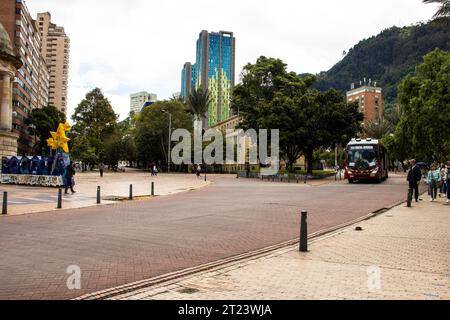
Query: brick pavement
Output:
[[0, 174, 410, 299], [114, 193, 450, 300]]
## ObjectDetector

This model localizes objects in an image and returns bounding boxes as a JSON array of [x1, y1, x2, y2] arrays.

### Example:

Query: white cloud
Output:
[[25, 0, 438, 121]]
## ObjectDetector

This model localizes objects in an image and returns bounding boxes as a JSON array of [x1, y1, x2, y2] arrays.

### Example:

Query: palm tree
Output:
[[187, 86, 211, 135], [423, 0, 450, 19], [362, 116, 393, 140]]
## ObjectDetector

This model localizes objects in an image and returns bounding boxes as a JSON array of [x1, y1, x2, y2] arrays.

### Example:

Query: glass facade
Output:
[[181, 30, 235, 127]]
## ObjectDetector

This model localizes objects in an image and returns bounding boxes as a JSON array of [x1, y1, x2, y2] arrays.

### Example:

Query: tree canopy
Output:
[[25, 106, 66, 155]]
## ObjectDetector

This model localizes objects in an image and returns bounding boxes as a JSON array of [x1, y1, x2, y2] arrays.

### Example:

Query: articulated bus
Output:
[[344, 138, 389, 183]]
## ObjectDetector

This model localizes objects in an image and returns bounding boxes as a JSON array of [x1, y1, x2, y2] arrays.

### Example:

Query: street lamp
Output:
[[161, 109, 172, 173]]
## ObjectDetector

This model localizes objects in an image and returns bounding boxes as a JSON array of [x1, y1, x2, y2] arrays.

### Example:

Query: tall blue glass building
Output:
[[181, 30, 235, 127]]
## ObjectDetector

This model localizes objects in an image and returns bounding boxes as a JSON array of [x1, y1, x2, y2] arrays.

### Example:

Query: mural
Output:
[[0, 122, 71, 187]]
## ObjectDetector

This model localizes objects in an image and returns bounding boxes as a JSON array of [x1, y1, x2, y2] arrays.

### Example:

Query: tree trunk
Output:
[[306, 149, 314, 175]]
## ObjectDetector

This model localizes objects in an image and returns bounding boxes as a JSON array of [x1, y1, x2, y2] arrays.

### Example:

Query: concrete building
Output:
[[346, 80, 383, 123], [0, 22, 21, 158], [35, 12, 69, 114], [181, 30, 236, 128], [0, 0, 51, 155], [130, 91, 157, 114]]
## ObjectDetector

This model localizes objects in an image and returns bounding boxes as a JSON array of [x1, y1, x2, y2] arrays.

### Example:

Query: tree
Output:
[[232, 57, 313, 171], [71, 88, 118, 162], [361, 115, 393, 139], [70, 135, 98, 170], [25, 106, 66, 155], [393, 49, 450, 162], [134, 101, 192, 169], [232, 57, 362, 173], [298, 89, 362, 174], [187, 86, 211, 136], [423, 0, 450, 19]]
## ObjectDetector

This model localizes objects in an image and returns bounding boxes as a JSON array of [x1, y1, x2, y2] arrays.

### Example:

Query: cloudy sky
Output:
[[26, 0, 437, 121]]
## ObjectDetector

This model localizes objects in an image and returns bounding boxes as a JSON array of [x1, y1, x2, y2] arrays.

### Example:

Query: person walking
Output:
[[439, 164, 447, 198], [426, 163, 441, 202], [64, 162, 76, 194], [196, 164, 202, 179], [445, 161, 450, 204], [153, 163, 158, 177], [407, 159, 422, 203], [99, 162, 105, 177]]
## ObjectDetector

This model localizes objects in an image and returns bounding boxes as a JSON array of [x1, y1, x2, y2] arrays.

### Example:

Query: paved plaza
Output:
[[0, 169, 210, 215], [111, 195, 450, 300], [0, 173, 411, 299]]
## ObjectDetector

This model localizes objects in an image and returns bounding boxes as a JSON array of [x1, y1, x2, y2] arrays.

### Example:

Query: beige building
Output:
[[0, 22, 21, 158], [0, 0, 50, 154], [35, 12, 70, 114], [130, 91, 157, 114]]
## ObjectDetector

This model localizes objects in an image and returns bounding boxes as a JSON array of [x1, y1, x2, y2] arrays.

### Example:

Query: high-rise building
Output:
[[35, 12, 70, 114], [181, 30, 235, 127], [0, 0, 51, 155], [346, 80, 383, 123], [130, 91, 157, 114]]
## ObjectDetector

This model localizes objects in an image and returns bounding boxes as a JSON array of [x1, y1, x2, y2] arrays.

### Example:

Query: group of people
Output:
[[407, 159, 450, 204]]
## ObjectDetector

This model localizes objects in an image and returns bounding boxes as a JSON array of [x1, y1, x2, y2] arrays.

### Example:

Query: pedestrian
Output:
[[196, 164, 202, 179], [406, 159, 422, 203], [153, 163, 158, 177], [445, 161, 450, 204], [99, 162, 105, 177], [64, 161, 76, 194], [439, 164, 447, 197], [426, 163, 441, 202]]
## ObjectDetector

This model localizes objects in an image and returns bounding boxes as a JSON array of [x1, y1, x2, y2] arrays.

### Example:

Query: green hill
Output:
[[314, 21, 450, 103]]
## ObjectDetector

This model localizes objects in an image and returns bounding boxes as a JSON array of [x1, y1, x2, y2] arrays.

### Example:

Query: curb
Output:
[[75, 198, 406, 300]]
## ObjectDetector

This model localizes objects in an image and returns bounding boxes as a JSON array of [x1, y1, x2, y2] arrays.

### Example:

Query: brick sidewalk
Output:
[[112, 194, 450, 300]]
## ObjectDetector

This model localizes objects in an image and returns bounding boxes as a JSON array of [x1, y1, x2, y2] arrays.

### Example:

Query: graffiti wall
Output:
[[1, 154, 69, 187]]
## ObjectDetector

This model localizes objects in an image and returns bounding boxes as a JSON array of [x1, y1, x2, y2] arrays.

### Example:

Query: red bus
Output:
[[344, 138, 389, 183]]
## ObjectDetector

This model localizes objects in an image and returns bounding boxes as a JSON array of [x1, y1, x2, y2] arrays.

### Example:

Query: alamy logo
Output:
[[367, 266, 381, 291], [171, 128, 280, 175], [66, 265, 81, 290]]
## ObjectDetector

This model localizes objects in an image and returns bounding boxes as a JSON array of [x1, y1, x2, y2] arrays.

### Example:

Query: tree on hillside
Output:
[[423, 0, 450, 19], [25, 106, 66, 155], [134, 101, 192, 169], [71, 88, 118, 162], [392, 49, 450, 162]]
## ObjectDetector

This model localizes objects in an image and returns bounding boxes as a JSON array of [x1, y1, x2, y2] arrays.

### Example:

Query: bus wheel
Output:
[[348, 179, 354, 184]]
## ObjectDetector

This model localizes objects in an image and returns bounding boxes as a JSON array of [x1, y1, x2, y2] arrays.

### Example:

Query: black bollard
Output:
[[129, 184, 133, 200], [97, 186, 101, 204], [57, 189, 62, 209], [2, 192, 7, 215], [407, 188, 413, 207], [205, 174, 207, 182], [151, 182, 155, 196], [300, 211, 308, 252]]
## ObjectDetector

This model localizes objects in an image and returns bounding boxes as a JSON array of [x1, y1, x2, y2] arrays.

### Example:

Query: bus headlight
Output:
[[371, 168, 379, 176]]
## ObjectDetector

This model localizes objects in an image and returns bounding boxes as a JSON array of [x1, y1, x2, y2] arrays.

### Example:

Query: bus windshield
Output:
[[347, 145, 378, 169]]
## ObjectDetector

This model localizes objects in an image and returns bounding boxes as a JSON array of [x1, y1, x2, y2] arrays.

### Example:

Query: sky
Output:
[[26, 0, 438, 121]]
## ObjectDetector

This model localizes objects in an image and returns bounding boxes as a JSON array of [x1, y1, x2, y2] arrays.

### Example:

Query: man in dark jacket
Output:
[[407, 159, 422, 202], [64, 162, 76, 194]]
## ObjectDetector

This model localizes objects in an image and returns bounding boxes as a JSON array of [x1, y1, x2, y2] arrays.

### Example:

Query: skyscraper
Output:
[[35, 12, 70, 114], [181, 30, 235, 127]]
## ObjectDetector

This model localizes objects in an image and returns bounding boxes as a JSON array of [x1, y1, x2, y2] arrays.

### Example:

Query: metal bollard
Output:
[[205, 174, 207, 182], [97, 186, 101, 204], [2, 191, 7, 215], [299, 211, 308, 252], [304, 174, 307, 184], [407, 188, 413, 207], [151, 182, 155, 196], [57, 189, 62, 209], [129, 184, 133, 200]]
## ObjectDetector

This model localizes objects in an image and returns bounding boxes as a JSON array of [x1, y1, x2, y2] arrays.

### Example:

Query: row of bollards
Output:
[[54, 182, 157, 210]]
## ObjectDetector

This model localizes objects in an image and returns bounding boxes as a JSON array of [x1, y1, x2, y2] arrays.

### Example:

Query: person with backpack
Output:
[[64, 162, 76, 194], [407, 159, 422, 203]]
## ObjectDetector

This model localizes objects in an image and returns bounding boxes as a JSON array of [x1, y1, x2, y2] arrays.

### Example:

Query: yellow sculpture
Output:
[[47, 122, 71, 153]]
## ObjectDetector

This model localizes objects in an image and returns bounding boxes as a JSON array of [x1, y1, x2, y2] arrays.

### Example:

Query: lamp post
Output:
[[162, 109, 172, 173]]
